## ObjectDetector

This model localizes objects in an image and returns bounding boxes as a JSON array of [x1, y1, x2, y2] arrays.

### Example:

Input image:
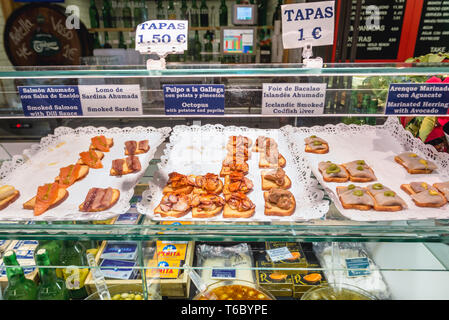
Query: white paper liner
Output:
[[282, 117, 449, 221], [0, 126, 171, 221], [137, 124, 329, 222]]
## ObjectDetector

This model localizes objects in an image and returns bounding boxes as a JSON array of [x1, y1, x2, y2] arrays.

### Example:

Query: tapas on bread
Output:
[[78, 150, 104, 169], [223, 172, 254, 195], [125, 140, 150, 155], [433, 181, 449, 201], [220, 159, 249, 177], [263, 188, 296, 216], [154, 193, 191, 218], [79, 187, 120, 212], [400, 182, 447, 208], [226, 143, 251, 160], [190, 193, 225, 218], [366, 183, 407, 211], [23, 182, 68, 216], [223, 192, 256, 218], [0, 185, 20, 211], [90, 135, 113, 152], [261, 168, 291, 190], [162, 172, 195, 194], [259, 143, 286, 168], [304, 135, 329, 154], [342, 160, 376, 182], [193, 173, 223, 194], [227, 135, 253, 149], [336, 184, 374, 211], [318, 161, 349, 182], [252, 136, 277, 153], [55, 164, 89, 188], [110, 156, 142, 176], [395, 152, 438, 174]]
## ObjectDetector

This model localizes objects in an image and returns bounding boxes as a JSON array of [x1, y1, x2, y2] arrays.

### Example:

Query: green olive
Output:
[[310, 135, 317, 138], [326, 164, 341, 174], [313, 141, 322, 146], [357, 160, 366, 165], [356, 165, 364, 171], [353, 190, 364, 197], [348, 184, 356, 190], [384, 191, 395, 197], [372, 183, 384, 190]]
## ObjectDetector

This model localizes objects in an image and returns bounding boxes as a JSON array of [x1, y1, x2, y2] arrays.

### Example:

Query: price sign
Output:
[[281, 1, 335, 49], [135, 20, 188, 56]]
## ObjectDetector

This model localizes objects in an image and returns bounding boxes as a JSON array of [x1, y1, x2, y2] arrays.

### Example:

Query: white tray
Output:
[[282, 117, 449, 221], [137, 124, 329, 222], [0, 126, 171, 221]]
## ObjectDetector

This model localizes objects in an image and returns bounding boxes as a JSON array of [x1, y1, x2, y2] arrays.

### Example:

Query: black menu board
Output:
[[346, 0, 406, 60], [414, 0, 449, 57]]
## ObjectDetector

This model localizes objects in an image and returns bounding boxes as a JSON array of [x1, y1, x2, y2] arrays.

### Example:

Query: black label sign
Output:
[[414, 0, 449, 56], [346, 0, 406, 60]]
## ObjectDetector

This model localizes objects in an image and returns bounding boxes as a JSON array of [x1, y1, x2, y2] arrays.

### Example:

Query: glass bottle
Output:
[[102, 0, 113, 28], [89, 0, 100, 28], [103, 32, 112, 48], [110, 0, 117, 27], [133, 0, 142, 24], [36, 249, 69, 300], [258, 0, 267, 26], [219, 0, 228, 26], [3, 250, 38, 300], [93, 32, 101, 49], [35, 240, 61, 266], [118, 32, 127, 49], [272, 0, 282, 26], [157, 0, 166, 19], [200, 0, 208, 27], [180, 0, 188, 20], [123, 1, 133, 27], [57, 241, 89, 300], [190, 0, 199, 27], [193, 30, 202, 61], [168, 0, 177, 19], [204, 30, 213, 62]]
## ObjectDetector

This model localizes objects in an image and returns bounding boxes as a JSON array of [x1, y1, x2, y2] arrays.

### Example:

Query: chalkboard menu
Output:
[[3, 3, 91, 66], [346, 0, 406, 60], [414, 0, 449, 57]]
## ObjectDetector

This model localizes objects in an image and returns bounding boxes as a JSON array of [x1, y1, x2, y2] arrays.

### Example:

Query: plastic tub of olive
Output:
[[85, 284, 160, 300], [301, 283, 377, 300], [192, 279, 276, 300]]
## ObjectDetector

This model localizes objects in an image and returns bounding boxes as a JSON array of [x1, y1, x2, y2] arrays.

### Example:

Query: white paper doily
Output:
[[282, 117, 449, 221], [137, 124, 329, 222], [0, 126, 171, 221]]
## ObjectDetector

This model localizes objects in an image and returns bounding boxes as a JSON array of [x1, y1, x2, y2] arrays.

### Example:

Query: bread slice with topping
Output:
[[0, 186, 20, 210]]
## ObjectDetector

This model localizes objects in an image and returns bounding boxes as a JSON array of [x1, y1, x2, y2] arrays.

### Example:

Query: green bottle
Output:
[[258, 0, 267, 26], [36, 249, 69, 300], [134, 0, 148, 24], [89, 0, 100, 28], [157, 0, 166, 19], [168, 0, 177, 19], [219, 0, 228, 26], [102, 0, 113, 28], [191, 0, 199, 27], [272, 0, 282, 26], [119, 32, 127, 49], [57, 241, 89, 300], [193, 30, 202, 61], [93, 32, 101, 49], [180, 0, 188, 20], [3, 250, 38, 300], [35, 240, 61, 267], [200, 0, 208, 27], [204, 30, 213, 61], [122, 1, 133, 27]]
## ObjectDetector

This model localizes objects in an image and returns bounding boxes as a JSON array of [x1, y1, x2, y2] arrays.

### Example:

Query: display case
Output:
[[0, 63, 449, 301]]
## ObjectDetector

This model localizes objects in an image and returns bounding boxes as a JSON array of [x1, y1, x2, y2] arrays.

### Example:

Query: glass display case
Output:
[[0, 62, 448, 301]]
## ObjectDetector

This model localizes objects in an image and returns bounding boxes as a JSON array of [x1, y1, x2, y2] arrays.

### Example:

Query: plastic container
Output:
[[85, 283, 160, 300], [192, 279, 276, 300], [301, 283, 377, 300]]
